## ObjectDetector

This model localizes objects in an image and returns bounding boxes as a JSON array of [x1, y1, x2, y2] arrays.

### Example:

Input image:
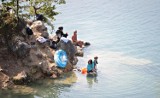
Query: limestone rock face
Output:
[[10, 38, 31, 58], [72, 57, 78, 65], [13, 71, 28, 84], [75, 46, 84, 57], [0, 72, 13, 89], [0, 19, 85, 89], [30, 21, 49, 38], [15, 41, 31, 58], [63, 62, 73, 72]]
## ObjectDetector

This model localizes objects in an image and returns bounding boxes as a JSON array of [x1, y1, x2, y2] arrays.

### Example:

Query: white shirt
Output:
[[60, 37, 69, 43]]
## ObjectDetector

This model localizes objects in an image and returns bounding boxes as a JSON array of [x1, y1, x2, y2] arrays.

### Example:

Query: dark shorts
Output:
[[87, 70, 93, 73]]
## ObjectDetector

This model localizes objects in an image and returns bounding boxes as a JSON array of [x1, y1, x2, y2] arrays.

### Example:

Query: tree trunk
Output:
[[17, 0, 19, 21]]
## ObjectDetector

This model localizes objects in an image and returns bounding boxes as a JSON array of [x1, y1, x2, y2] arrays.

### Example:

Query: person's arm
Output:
[[87, 64, 90, 72], [56, 30, 59, 35], [92, 63, 95, 71], [96, 60, 98, 64], [61, 31, 65, 36]]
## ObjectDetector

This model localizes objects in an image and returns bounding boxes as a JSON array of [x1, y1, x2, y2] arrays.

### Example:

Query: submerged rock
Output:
[[12, 85, 37, 95], [84, 42, 91, 46]]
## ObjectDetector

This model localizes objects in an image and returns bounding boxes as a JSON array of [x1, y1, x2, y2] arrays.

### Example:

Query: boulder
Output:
[[63, 62, 73, 72], [32, 71, 44, 80], [0, 72, 14, 89], [84, 42, 91, 46], [75, 46, 83, 57], [50, 73, 57, 79], [30, 21, 49, 38], [0, 66, 3, 72], [75, 50, 84, 57], [11, 41, 31, 58], [13, 71, 28, 84], [57, 40, 77, 65], [72, 57, 78, 65]]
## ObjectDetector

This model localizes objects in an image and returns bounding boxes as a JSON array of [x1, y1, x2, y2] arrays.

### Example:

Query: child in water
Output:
[[93, 56, 98, 71]]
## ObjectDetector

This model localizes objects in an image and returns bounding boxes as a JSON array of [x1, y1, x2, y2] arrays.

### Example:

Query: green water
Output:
[[0, 72, 77, 98]]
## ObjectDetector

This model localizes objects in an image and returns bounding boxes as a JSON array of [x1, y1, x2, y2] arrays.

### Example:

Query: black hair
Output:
[[58, 26, 63, 30], [36, 14, 43, 21], [26, 27, 33, 35], [88, 59, 92, 64]]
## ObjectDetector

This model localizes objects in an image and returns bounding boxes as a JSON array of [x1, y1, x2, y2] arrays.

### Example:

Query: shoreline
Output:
[[0, 20, 88, 89]]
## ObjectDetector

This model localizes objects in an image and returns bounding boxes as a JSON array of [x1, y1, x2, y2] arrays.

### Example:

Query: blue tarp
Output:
[[54, 49, 68, 68]]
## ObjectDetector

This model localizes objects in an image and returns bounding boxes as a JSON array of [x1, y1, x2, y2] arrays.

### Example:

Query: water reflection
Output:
[[30, 72, 77, 98], [0, 72, 77, 98], [0, 90, 34, 98], [86, 74, 98, 88]]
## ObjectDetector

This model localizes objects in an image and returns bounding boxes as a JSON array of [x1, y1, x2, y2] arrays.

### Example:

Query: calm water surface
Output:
[[1, 0, 160, 98]]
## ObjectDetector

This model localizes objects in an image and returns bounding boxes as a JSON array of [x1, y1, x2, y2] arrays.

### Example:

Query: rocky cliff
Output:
[[0, 20, 83, 89]]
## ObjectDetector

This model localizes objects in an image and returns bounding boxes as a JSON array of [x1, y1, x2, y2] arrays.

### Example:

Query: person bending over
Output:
[[87, 59, 94, 73], [56, 26, 68, 43]]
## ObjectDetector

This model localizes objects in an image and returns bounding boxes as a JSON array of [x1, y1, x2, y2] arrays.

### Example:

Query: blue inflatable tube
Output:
[[54, 49, 68, 68]]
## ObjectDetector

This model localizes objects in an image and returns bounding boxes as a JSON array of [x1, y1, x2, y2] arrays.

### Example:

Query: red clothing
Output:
[[72, 31, 83, 48], [72, 31, 77, 42]]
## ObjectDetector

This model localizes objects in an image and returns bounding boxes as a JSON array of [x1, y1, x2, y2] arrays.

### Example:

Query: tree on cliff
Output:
[[0, 0, 65, 23], [0, 0, 65, 52]]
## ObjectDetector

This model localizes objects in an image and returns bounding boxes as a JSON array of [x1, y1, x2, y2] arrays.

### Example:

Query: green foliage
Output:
[[1, 0, 66, 26], [0, 0, 66, 51], [29, 0, 66, 20]]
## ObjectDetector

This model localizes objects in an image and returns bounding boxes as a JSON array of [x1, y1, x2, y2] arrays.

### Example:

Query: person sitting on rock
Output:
[[55, 26, 68, 43], [71, 30, 84, 48], [87, 59, 94, 73], [25, 26, 33, 40]]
